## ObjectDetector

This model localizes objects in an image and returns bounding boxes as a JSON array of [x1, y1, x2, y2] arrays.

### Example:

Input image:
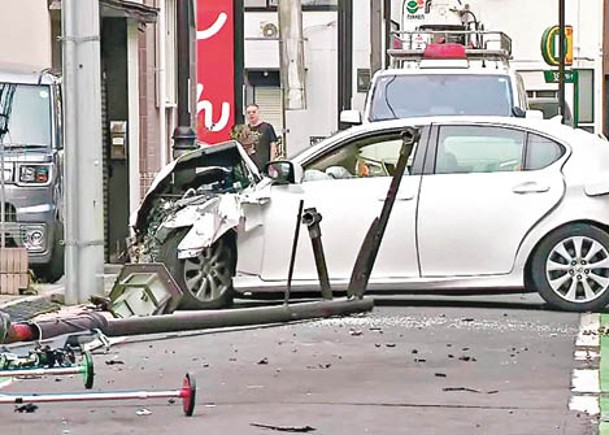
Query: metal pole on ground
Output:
[[62, 0, 105, 304]]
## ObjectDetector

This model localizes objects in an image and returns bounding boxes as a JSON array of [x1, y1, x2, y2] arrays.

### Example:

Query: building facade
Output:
[[244, 0, 608, 157], [1, 0, 182, 263]]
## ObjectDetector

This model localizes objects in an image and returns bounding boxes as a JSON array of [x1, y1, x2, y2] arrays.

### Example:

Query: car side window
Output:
[[525, 133, 565, 170], [304, 133, 405, 181], [436, 126, 525, 174]]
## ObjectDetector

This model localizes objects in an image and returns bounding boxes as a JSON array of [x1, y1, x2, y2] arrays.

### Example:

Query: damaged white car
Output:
[[132, 116, 609, 312]]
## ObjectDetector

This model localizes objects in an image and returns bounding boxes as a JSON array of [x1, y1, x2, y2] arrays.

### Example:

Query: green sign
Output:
[[543, 70, 578, 84]]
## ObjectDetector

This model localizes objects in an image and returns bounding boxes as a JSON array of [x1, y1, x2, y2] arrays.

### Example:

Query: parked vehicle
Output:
[[0, 66, 64, 282], [133, 116, 609, 312], [341, 30, 533, 125]]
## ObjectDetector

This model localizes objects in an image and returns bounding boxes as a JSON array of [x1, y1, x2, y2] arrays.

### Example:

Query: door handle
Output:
[[512, 182, 550, 194], [378, 194, 414, 201]]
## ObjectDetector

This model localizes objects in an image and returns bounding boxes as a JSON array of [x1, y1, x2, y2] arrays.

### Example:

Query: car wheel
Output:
[[531, 224, 609, 311], [35, 224, 64, 283], [157, 228, 235, 310]]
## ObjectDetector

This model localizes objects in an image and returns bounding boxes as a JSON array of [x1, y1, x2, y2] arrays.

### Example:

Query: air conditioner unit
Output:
[[261, 22, 279, 38]]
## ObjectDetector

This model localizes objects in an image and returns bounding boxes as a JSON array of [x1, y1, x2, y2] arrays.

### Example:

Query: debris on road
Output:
[[349, 329, 363, 336], [257, 357, 269, 365], [443, 387, 499, 394], [250, 422, 316, 432], [105, 359, 125, 366], [14, 403, 38, 413], [136, 408, 152, 416]]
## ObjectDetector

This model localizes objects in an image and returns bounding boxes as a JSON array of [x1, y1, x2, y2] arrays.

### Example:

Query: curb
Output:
[[600, 315, 609, 434]]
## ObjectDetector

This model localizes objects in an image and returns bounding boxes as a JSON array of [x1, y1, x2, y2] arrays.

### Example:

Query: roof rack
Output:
[[387, 30, 512, 68]]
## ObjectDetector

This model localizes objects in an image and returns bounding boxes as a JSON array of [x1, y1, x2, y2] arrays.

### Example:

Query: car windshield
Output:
[[0, 83, 52, 148], [369, 74, 514, 121]]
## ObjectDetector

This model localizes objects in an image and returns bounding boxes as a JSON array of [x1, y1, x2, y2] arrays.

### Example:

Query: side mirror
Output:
[[525, 109, 544, 120], [263, 160, 303, 184], [340, 109, 362, 125]]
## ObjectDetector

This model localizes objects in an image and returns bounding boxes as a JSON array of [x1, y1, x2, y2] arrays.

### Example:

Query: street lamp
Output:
[[172, 0, 197, 159]]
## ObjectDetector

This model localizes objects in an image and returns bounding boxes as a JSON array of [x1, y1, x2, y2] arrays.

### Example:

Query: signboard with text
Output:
[[196, 0, 235, 144], [543, 70, 578, 84]]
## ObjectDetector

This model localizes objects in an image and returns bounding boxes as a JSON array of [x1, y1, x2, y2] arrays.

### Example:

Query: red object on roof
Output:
[[423, 43, 467, 59]]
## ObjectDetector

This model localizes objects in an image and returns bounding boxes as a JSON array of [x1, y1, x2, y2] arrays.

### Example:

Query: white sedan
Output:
[[132, 116, 609, 312]]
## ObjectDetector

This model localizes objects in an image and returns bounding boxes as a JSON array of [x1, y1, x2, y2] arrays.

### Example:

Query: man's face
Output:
[[246, 106, 260, 125]]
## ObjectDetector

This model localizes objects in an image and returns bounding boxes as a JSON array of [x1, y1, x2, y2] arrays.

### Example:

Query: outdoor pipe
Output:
[[104, 298, 373, 337], [1, 298, 374, 345], [302, 207, 333, 300]]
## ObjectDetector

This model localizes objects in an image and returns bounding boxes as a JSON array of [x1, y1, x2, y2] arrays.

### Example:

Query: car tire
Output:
[[531, 224, 609, 312], [35, 224, 65, 283], [157, 228, 235, 310]]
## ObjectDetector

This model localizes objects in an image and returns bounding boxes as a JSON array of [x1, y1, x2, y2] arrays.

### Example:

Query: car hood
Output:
[[131, 140, 261, 235]]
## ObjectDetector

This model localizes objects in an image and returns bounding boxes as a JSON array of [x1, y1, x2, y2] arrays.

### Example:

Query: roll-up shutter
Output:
[[254, 86, 283, 140]]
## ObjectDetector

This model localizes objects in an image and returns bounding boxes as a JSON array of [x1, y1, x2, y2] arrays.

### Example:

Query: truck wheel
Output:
[[157, 228, 235, 310]]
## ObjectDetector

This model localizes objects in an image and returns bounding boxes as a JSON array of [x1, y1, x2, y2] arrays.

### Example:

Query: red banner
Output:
[[196, 0, 235, 144]]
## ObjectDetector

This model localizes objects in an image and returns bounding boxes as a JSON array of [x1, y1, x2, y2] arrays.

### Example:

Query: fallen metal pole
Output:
[[285, 200, 305, 305], [302, 207, 332, 299], [1, 298, 373, 344], [0, 373, 196, 416], [105, 298, 373, 337], [0, 352, 94, 389]]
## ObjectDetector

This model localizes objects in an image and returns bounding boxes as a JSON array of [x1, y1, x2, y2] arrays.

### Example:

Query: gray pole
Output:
[[62, 0, 105, 304], [558, 0, 566, 123], [172, 0, 197, 159], [278, 0, 306, 111]]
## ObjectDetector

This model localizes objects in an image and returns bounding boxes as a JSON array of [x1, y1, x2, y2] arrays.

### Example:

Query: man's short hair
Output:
[[246, 103, 260, 111]]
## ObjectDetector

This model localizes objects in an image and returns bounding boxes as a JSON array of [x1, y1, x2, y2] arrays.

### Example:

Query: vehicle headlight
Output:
[[23, 226, 46, 251], [18, 164, 51, 185]]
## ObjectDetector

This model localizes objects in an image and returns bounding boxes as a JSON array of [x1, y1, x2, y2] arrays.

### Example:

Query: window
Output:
[[435, 126, 525, 174], [369, 74, 513, 121], [1, 84, 52, 148], [525, 134, 565, 170], [246, 0, 337, 10], [304, 133, 405, 181]]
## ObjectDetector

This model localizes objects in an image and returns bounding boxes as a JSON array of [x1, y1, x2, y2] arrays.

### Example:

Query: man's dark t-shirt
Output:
[[248, 122, 278, 170]]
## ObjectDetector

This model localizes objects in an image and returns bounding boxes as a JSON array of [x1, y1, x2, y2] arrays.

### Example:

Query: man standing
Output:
[[245, 103, 279, 170]]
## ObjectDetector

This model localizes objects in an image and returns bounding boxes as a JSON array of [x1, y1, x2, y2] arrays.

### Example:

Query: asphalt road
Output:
[[0, 293, 597, 435]]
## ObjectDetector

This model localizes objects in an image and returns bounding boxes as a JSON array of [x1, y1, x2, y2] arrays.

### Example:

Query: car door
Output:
[[258, 128, 425, 283], [417, 123, 567, 277]]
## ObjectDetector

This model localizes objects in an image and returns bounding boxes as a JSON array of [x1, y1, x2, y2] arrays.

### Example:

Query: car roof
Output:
[[358, 116, 581, 139], [292, 116, 586, 163], [374, 67, 513, 77], [0, 64, 58, 85]]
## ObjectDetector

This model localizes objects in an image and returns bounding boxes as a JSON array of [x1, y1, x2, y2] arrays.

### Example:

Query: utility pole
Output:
[[234, 0, 245, 126], [278, 0, 306, 110], [370, 0, 383, 75], [604, 0, 609, 136], [558, 0, 566, 124], [337, 0, 353, 130], [62, 0, 105, 304], [172, 0, 197, 159]]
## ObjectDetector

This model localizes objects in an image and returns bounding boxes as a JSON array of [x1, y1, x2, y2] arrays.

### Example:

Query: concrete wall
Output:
[[0, 0, 52, 69], [245, 9, 372, 155]]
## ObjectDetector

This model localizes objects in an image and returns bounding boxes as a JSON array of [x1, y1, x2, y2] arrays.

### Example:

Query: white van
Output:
[[342, 30, 533, 125]]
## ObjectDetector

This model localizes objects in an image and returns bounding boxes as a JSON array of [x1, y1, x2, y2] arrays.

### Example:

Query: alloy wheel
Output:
[[545, 235, 609, 303], [182, 239, 232, 302]]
